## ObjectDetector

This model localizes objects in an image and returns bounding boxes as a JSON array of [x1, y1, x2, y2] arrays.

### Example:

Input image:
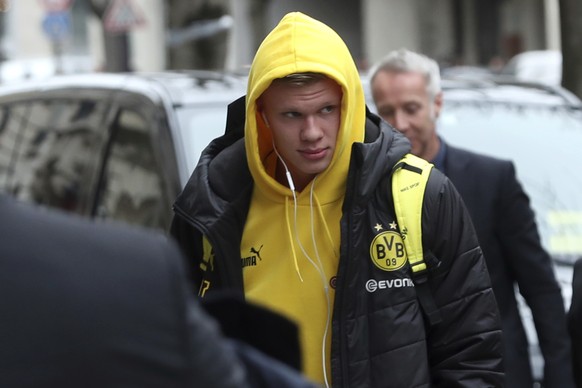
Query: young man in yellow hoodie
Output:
[[171, 12, 504, 388]]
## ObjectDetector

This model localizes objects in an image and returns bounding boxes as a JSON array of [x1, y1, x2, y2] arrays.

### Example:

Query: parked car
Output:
[[0, 71, 247, 231], [440, 65, 495, 80], [367, 76, 582, 383], [439, 78, 582, 381], [500, 50, 562, 86], [3, 70, 580, 382]]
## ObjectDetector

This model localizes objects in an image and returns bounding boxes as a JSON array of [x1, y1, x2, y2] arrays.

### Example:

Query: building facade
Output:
[[0, 0, 560, 79]]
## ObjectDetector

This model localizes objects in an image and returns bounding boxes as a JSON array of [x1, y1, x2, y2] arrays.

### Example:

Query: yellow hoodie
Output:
[[241, 12, 365, 385]]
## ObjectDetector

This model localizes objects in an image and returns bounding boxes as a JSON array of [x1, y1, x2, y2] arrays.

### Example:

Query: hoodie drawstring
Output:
[[284, 176, 333, 388], [285, 194, 304, 282]]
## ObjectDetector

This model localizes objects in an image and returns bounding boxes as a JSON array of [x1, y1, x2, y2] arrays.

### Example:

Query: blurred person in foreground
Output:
[[0, 193, 318, 388], [170, 11, 503, 387], [369, 48, 575, 388], [569, 258, 582, 388]]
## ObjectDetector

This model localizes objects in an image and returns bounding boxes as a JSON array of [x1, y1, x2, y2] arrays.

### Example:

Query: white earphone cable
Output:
[[273, 141, 331, 388]]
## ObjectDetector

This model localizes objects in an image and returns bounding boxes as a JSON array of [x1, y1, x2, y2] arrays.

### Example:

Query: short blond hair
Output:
[[273, 72, 327, 87]]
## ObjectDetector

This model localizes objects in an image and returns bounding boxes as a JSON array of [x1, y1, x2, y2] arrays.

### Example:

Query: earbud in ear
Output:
[[261, 112, 270, 128]]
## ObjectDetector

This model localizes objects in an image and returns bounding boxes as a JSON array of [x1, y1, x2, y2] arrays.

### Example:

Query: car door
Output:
[[92, 90, 181, 232]]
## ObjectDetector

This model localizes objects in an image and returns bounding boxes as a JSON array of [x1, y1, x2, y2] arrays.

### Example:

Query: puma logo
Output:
[[250, 245, 263, 261]]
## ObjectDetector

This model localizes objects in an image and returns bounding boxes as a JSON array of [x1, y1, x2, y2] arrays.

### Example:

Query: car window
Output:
[[95, 107, 170, 231], [0, 99, 107, 212], [439, 100, 582, 261], [174, 104, 231, 177], [0, 104, 27, 190]]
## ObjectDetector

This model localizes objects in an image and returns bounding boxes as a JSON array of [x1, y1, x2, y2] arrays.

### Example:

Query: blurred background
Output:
[[1, 0, 581, 96], [1, 3, 581, 385]]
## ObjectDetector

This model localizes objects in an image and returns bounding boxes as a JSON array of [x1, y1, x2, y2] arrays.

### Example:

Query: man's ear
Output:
[[256, 99, 270, 128], [261, 112, 270, 128], [434, 91, 444, 119]]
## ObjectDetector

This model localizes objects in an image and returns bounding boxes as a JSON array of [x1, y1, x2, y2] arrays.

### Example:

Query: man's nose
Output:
[[301, 116, 323, 141], [393, 111, 409, 133]]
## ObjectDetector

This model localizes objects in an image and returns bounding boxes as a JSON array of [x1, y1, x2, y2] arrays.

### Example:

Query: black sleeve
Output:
[[183, 299, 252, 388], [423, 169, 505, 387], [169, 214, 204, 290], [494, 162, 575, 387], [231, 341, 322, 388]]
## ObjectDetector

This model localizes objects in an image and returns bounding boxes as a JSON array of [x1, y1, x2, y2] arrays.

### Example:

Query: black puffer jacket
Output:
[[171, 107, 504, 387]]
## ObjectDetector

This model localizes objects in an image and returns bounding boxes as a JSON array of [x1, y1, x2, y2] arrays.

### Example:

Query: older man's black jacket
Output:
[[569, 258, 582, 388], [443, 143, 575, 388]]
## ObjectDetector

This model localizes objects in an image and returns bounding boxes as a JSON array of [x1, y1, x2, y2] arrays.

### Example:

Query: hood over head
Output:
[[245, 12, 366, 201]]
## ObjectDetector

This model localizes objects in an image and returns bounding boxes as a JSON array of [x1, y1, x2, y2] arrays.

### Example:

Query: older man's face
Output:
[[371, 70, 442, 161]]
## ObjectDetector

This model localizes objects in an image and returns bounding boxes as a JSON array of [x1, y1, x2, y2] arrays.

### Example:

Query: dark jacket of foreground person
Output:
[[0, 194, 318, 388]]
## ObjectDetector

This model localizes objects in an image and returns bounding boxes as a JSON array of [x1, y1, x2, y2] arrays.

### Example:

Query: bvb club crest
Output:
[[370, 230, 407, 271]]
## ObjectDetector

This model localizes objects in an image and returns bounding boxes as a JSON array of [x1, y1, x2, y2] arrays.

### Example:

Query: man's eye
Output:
[[405, 106, 419, 115], [321, 105, 335, 114], [379, 109, 394, 118]]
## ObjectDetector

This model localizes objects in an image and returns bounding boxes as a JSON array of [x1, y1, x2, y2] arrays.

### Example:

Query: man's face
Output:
[[259, 77, 342, 190], [371, 70, 442, 160]]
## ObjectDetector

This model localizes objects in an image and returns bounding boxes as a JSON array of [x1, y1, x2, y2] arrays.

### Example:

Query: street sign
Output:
[[40, 0, 74, 12], [0, 0, 11, 12], [42, 11, 71, 41], [104, 0, 145, 33]]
